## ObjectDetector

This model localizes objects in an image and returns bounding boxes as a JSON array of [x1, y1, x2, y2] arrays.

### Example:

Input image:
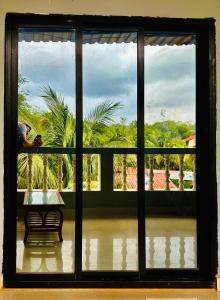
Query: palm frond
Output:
[[41, 85, 71, 147], [86, 100, 123, 126]]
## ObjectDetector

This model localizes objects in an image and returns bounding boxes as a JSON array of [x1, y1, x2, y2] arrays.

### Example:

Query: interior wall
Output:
[[0, 0, 219, 276]]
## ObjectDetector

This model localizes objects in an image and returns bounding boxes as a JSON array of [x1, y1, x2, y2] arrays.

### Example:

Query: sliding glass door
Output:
[[144, 33, 197, 270], [3, 14, 216, 287], [82, 31, 138, 272], [16, 28, 76, 274]]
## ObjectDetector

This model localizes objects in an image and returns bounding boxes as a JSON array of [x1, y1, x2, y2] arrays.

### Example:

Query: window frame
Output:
[[3, 13, 217, 288]]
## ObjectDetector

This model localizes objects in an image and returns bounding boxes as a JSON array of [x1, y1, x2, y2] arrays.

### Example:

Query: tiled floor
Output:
[[0, 288, 219, 300], [16, 217, 196, 273]]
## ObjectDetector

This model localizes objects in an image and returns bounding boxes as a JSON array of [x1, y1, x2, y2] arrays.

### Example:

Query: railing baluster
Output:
[[180, 236, 185, 268], [193, 155, 196, 191], [58, 154, 63, 192], [85, 238, 89, 270], [72, 154, 76, 192], [122, 154, 127, 191], [122, 237, 127, 270], [149, 154, 154, 191], [43, 154, 48, 192], [27, 154, 33, 192], [179, 154, 184, 191], [149, 236, 154, 268], [21, 148, 195, 193], [165, 236, 171, 268], [164, 154, 170, 191], [86, 154, 92, 191]]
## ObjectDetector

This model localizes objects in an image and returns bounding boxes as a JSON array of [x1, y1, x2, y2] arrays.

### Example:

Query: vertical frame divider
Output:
[[137, 29, 146, 277], [4, 16, 18, 283], [75, 25, 83, 279]]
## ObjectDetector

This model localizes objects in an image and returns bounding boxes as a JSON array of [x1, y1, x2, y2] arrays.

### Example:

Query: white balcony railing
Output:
[[18, 148, 196, 192]]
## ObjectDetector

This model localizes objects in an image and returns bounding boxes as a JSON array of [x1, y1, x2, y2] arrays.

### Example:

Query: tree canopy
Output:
[[17, 80, 195, 189]]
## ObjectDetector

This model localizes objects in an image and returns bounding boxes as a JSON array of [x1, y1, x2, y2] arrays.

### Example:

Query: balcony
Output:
[[17, 147, 196, 216], [16, 146, 196, 273], [18, 146, 196, 189]]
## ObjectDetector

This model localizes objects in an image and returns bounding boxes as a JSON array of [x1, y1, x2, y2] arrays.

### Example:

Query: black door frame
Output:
[[3, 13, 217, 288]]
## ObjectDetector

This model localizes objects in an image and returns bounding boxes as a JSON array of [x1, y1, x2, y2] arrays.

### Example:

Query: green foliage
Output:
[[17, 81, 195, 190], [84, 100, 123, 147], [144, 120, 194, 148]]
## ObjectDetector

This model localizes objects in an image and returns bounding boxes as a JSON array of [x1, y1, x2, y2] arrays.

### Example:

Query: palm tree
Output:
[[17, 81, 58, 189], [39, 86, 75, 188], [18, 84, 124, 190], [40, 86, 123, 189], [83, 100, 123, 147], [83, 100, 123, 190]]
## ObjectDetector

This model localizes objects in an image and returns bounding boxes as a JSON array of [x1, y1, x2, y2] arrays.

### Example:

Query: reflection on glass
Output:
[[82, 219, 138, 271], [17, 28, 76, 273], [82, 31, 138, 271], [16, 227, 75, 273], [144, 34, 196, 148], [145, 219, 196, 269]]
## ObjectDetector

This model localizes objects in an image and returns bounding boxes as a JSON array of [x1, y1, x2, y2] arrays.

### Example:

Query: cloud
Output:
[[83, 85, 137, 123], [144, 45, 195, 114], [18, 40, 195, 124], [145, 76, 195, 108], [145, 44, 195, 83], [19, 41, 75, 97], [83, 43, 137, 98]]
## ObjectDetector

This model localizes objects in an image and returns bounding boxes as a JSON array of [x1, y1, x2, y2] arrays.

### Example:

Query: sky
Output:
[[18, 38, 195, 125]]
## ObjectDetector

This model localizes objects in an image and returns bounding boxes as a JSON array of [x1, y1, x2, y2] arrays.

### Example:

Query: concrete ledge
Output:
[[0, 274, 3, 288], [216, 276, 220, 291]]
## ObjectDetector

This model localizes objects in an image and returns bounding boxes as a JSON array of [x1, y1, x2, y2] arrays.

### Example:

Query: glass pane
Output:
[[83, 31, 137, 148], [144, 34, 196, 148], [16, 28, 76, 273], [144, 34, 197, 269], [82, 31, 138, 271]]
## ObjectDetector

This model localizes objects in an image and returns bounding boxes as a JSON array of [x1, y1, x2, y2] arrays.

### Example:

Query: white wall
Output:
[[0, 0, 220, 276]]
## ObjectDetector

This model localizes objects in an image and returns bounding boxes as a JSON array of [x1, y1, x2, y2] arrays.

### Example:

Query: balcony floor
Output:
[[16, 216, 196, 273]]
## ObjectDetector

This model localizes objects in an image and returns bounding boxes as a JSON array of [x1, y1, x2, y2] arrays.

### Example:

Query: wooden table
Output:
[[23, 191, 65, 243]]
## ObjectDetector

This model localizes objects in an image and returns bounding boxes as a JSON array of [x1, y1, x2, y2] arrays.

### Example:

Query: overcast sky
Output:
[[18, 40, 195, 124]]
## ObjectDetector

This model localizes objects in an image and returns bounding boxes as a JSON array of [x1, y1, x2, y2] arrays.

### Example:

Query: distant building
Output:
[[120, 168, 178, 190], [183, 134, 196, 147]]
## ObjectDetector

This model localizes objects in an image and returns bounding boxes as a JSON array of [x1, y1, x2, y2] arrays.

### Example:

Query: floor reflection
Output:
[[16, 220, 75, 273], [16, 217, 196, 273]]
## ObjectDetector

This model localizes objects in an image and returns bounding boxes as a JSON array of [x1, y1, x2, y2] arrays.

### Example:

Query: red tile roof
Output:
[[115, 167, 178, 190], [183, 134, 196, 142], [147, 170, 177, 190]]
